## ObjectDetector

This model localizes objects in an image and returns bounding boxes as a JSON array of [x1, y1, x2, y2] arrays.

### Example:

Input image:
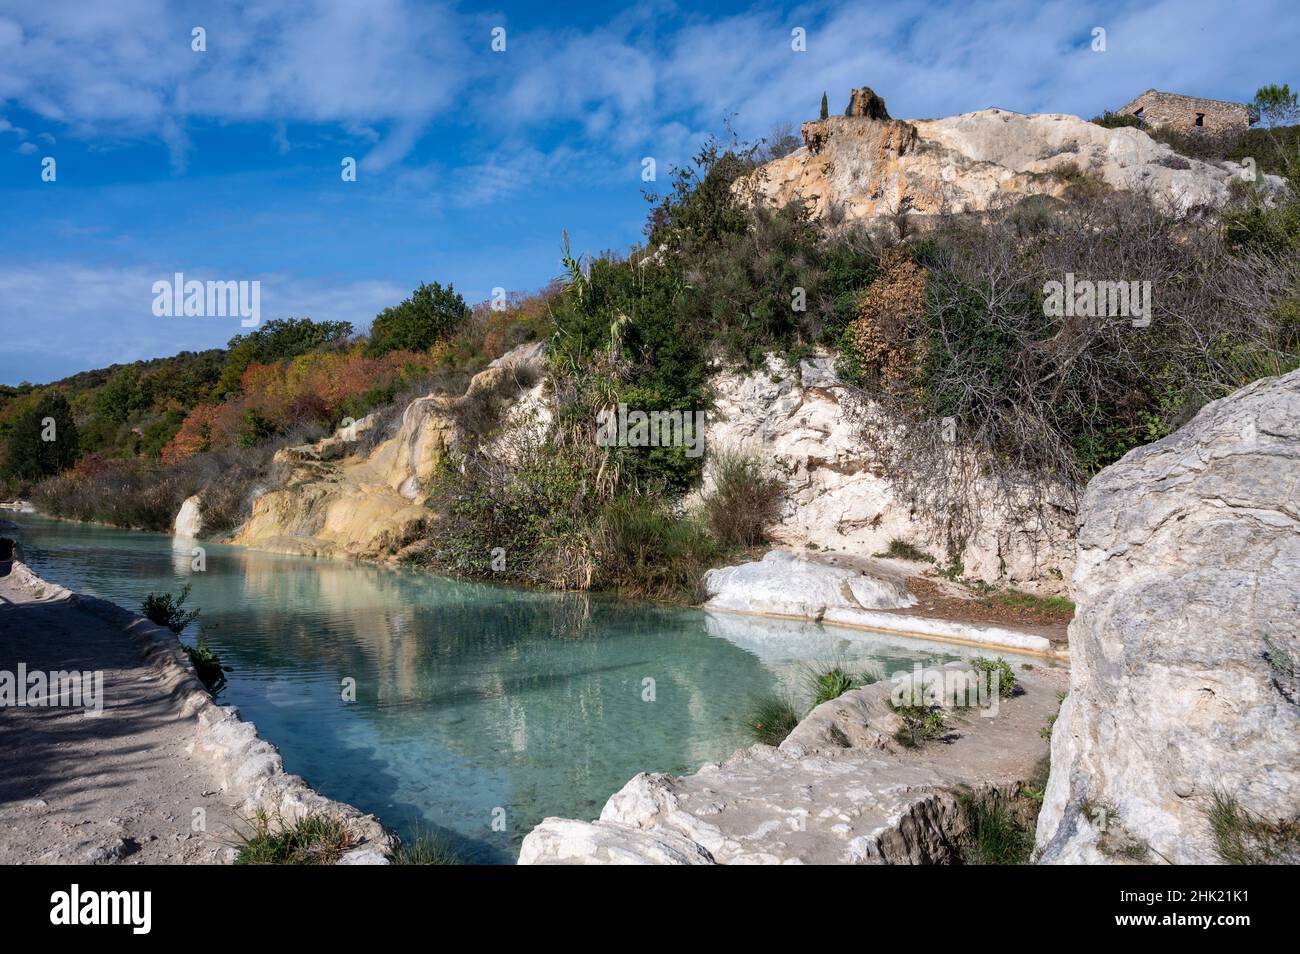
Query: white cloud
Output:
[[0, 0, 470, 169]]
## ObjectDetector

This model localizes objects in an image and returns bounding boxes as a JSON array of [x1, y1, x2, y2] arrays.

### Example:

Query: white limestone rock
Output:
[[745, 108, 1283, 227], [517, 817, 715, 865], [705, 353, 1074, 588], [173, 495, 203, 538], [703, 549, 916, 619], [1036, 369, 1300, 865]]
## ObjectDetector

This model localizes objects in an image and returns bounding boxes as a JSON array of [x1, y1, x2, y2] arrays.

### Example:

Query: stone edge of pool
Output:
[[6, 548, 396, 865], [700, 549, 1069, 663], [703, 604, 1068, 661]]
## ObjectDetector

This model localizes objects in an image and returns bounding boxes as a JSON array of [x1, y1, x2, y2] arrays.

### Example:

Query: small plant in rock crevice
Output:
[[743, 694, 801, 746], [183, 642, 228, 695], [890, 702, 947, 748], [874, 537, 934, 562], [1206, 792, 1300, 865]]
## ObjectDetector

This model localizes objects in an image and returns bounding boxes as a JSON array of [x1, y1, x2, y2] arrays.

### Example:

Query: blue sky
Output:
[[1, 0, 1296, 384]]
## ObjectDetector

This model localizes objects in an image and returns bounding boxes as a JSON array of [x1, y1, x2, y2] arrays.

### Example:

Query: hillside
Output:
[[6, 86, 1298, 604]]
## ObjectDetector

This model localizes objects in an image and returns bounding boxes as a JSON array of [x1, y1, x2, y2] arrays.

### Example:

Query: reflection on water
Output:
[[9, 514, 1032, 863]]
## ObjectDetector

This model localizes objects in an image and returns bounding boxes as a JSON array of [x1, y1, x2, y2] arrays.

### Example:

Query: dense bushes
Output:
[[32, 439, 286, 532], [589, 497, 720, 601], [837, 182, 1300, 556], [702, 450, 784, 548], [162, 348, 435, 465]]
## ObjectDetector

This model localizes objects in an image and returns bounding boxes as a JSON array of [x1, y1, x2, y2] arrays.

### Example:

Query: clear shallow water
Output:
[[8, 513, 994, 862]]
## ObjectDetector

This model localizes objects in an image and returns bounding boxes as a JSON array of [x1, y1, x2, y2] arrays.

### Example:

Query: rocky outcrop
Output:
[[750, 106, 1281, 228], [845, 86, 890, 120], [1035, 369, 1300, 864], [173, 495, 203, 538], [232, 342, 546, 560], [520, 662, 1066, 864], [706, 353, 1074, 589]]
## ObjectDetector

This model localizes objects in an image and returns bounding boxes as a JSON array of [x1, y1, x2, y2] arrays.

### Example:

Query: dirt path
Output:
[[0, 563, 246, 864]]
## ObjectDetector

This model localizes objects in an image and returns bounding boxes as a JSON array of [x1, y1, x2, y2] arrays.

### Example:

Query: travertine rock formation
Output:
[[845, 86, 890, 120], [1036, 368, 1300, 864], [232, 342, 546, 559], [751, 106, 1277, 228], [706, 353, 1074, 589]]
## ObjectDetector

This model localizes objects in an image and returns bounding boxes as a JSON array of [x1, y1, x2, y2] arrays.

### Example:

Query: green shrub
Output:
[[890, 702, 946, 748], [234, 810, 356, 865], [703, 450, 784, 548], [183, 642, 227, 695], [874, 537, 934, 562], [590, 496, 721, 602], [2, 392, 78, 481], [142, 584, 200, 634], [1089, 110, 1142, 129], [368, 281, 471, 357], [970, 656, 1018, 699], [743, 694, 801, 746], [423, 440, 595, 587]]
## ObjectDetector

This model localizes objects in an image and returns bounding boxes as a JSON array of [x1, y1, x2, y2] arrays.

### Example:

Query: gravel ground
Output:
[[0, 564, 246, 864]]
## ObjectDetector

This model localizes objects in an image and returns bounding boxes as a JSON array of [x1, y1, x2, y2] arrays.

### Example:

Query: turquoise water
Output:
[[8, 513, 986, 862]]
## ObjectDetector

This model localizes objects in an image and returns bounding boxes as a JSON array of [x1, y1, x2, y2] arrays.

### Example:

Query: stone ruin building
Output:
[[1115, 89, 1256, 134]]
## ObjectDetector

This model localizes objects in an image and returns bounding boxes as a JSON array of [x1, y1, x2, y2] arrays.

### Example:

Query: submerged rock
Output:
[[1036, 368, 1300, 864]]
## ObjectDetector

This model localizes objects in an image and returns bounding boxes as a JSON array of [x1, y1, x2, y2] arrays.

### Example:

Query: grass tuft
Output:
[[234, 809, 356, 865], [874, 537, 934, 562], [743, 694, 801, 746], [1207, 792, 1300, 865], [957, 791, 1034, 865], [394, 826, 461, 865]]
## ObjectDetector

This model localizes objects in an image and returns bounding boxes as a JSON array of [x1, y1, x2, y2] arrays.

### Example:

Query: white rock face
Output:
[[706, 354, 1073, 588], [703, 549, 916, 618], [1036, 369, 1300, 864], [173, 495, 203, 538], [746, 108, 1282, 227]]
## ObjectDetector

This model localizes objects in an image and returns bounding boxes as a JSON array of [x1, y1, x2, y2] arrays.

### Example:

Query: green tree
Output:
[[1253, 83, 1299, 129], [367, 282, 471, 356], [95, 366, 147, 424], [820, 92, 829, 120], [2, 392, 79, 480]]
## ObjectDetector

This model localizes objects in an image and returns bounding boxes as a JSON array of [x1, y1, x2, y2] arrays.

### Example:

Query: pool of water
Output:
[[6, 513, 1007, 862]]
